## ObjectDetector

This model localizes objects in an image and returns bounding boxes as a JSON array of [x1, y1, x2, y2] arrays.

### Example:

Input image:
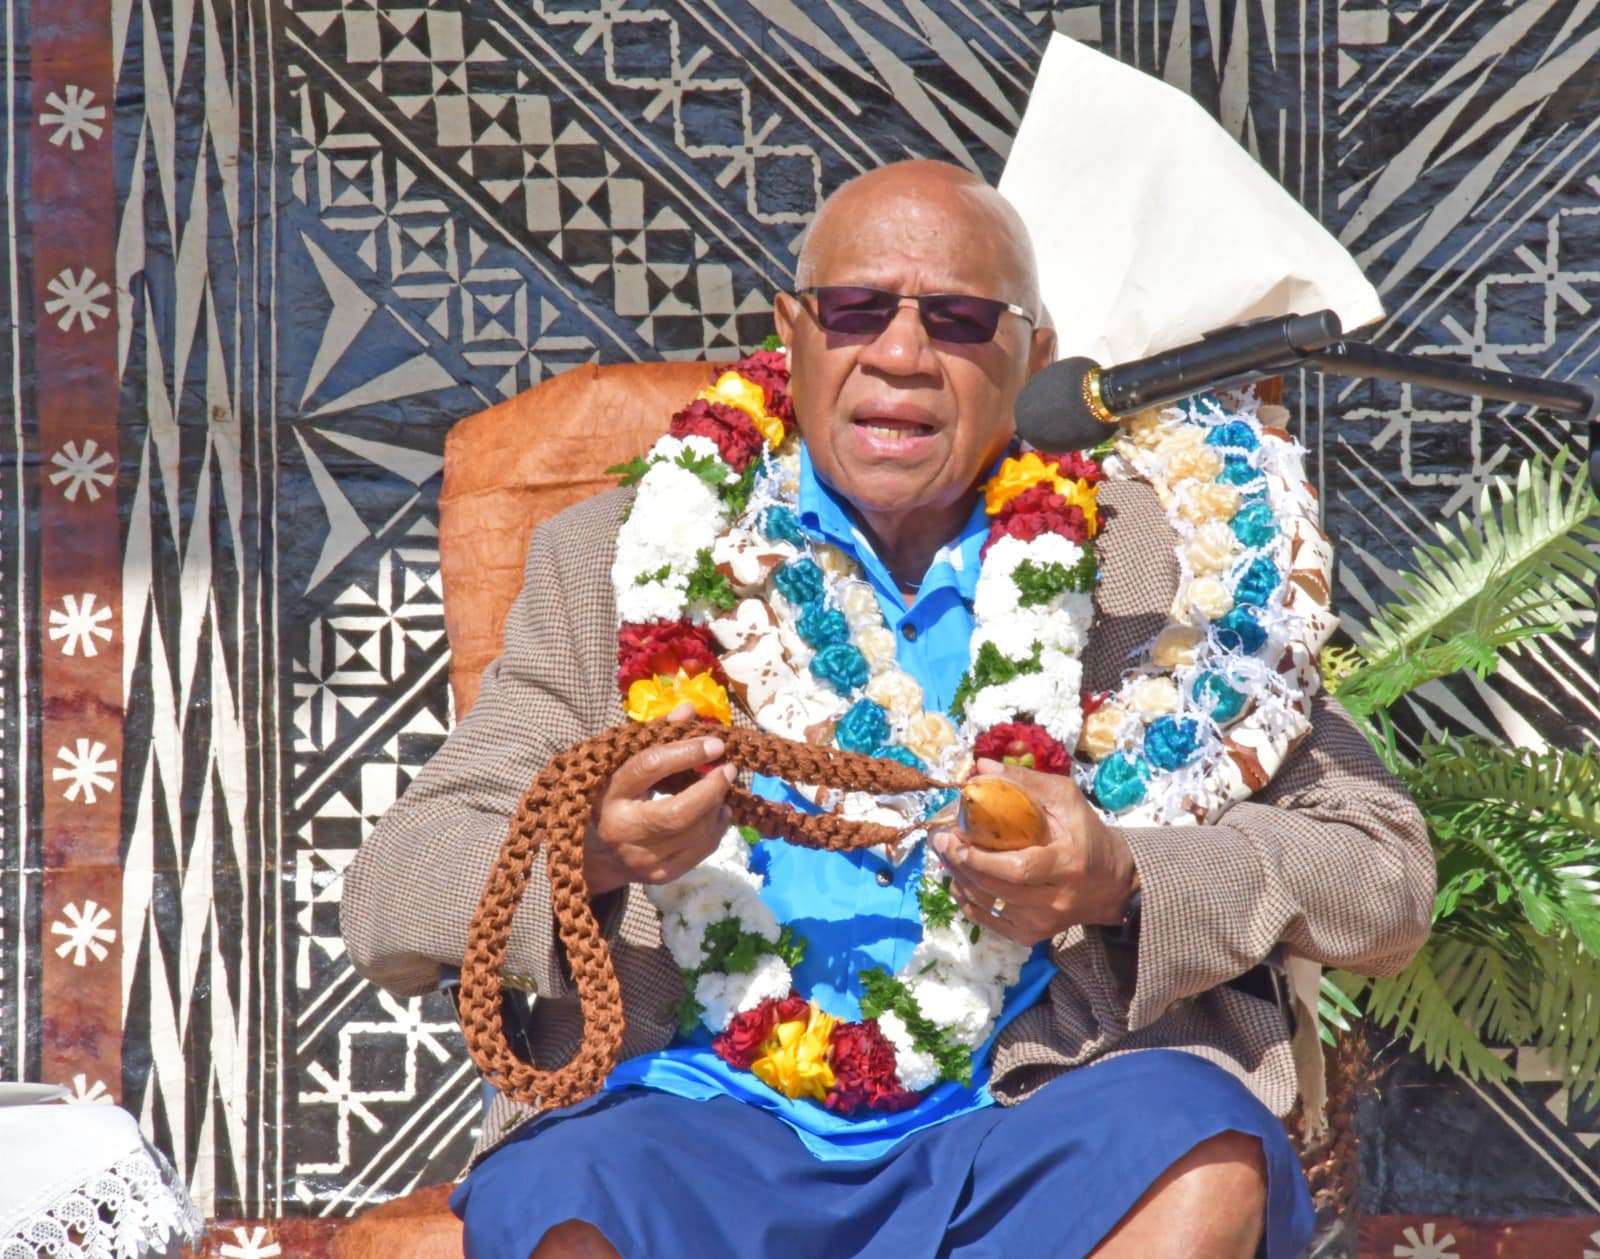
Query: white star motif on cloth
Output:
[[43, 266, 113, 332], [50, 899, 116, 966], [220, 1226, 282, 1259], [65, 1072, 113, 1104], [1393, 1222, 1458, 1259], [48, 438, 115, 502], [48, 592, 114, 657], [52, 737, 118, 804], [1584, 1227, 1600, 1259], [39, 84, 107, 150]]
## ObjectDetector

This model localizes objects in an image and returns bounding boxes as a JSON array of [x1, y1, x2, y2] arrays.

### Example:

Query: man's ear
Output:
[[1026, 324, 1057, 377], [773, 292, 800, 349]]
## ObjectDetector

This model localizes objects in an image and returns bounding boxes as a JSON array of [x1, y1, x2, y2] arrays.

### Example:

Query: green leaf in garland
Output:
[[857, 967, 974, 1087], [605, 454, 651, 487], [762, 333, 784, 352], [775, 924, 807, 968], [699, 918, 766, 974], [917, 875, 960, 930], [675, 448, 735, 488], [951, 641, 1043, 720], [1012, 552, 1096, 607], [634, 563, 672, 587], [675, 969, 704, 1036], [721, 461, 759, 516], [738, 825, 762, 846], [684, 549, 737, 612]]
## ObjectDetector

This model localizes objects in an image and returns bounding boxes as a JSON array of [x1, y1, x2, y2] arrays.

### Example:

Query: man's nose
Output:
[[859, 299, 940, 376]]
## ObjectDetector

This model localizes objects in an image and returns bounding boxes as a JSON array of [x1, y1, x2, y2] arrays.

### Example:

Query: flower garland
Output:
[[606, 348, 1334, 1115]]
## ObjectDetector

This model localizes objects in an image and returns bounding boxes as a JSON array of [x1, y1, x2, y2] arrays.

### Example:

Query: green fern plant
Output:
[[1323, 449, 1600, 1102]]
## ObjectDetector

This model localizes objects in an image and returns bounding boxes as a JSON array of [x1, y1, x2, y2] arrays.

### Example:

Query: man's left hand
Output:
[[930, 758, 1140, 947]]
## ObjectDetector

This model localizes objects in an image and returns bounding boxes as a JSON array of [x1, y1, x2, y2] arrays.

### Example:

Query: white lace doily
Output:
[[0, 1104, 201, 1259]]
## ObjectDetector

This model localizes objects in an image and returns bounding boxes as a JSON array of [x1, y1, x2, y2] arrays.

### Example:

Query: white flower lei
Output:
[[610, 362, 1334, 1106]]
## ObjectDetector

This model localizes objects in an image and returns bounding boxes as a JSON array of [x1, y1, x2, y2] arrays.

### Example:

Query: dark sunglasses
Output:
[[796, 285, 1036, 345]]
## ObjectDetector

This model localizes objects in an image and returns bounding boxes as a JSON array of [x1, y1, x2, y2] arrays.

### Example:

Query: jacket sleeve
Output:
[[340, 499, 623, 999], [1106, 694, 1436, 1032]]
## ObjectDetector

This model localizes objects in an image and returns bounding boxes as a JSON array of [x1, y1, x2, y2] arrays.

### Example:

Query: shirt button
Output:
[[875, 868, 894, 887], [900, 622, 918, 642]]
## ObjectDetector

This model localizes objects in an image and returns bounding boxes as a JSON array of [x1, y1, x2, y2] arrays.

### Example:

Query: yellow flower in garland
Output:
[[750, 1004, 837, 1101], [983, 451, 1101, 535], [625, 669, 732, 725], [1056, 475, 1100, 536], [701, 371, 787, 448]]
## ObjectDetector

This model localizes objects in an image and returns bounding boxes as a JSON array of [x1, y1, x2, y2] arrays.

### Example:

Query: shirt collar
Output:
[[796, 442, 990, 605]]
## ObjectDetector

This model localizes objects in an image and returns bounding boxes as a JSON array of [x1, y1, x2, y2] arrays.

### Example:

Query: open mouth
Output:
[[852, 416, 937, 441]]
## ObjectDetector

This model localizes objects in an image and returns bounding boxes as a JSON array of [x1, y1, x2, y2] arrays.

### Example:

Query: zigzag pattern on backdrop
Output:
[[0, 0, 1590, 1232], [111, 0, 283, 1213]]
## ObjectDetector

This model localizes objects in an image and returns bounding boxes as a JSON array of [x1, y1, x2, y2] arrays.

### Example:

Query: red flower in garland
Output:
[[670, 398, 766, 472], [616, 620, 725, 693], [732, 350, 794, 426], [981, 483, 1091, 557], [1039, 450, 1106, 484], [713, 992, 811, 1070], [825, 1020, 919, 1115], [973, 721, 1070, 774]]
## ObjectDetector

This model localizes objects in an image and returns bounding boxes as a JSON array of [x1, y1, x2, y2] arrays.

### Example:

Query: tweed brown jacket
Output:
[[341, 474, 1435, 1165]]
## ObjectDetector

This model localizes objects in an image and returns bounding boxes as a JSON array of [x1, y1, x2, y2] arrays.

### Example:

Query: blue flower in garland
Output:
[[774, 558, 825, 607], [797, 605, 851, 649], [1144, 717, 1203, 771], [811, 643, 869, 693], [1230, 498, 1277, 548], [1217, 454, 1263, 488], [1094, 752, 1150, 811], [762, 505, 804, 545], [1231, 557, 1281, 608], [874, 744, 925, 773], [836, 699, 890, 755], [1193, 671, 1247, 722], [1205, 420, 1260, 451], [1213, 607, 1267, 655]]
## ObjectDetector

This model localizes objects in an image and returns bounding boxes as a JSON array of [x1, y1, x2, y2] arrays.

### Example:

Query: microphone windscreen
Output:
[[1013, 356, 1112, 452]]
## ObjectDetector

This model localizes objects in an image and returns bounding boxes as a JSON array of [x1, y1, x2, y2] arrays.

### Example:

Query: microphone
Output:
[[1014, 310, 1345, 450]]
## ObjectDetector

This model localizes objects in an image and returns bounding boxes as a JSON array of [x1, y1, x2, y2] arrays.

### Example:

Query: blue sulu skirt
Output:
[[452, 1049, 1314, 1259]]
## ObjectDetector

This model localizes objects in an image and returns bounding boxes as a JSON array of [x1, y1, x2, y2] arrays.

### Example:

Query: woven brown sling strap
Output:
[[458, 719, 942, 1112]]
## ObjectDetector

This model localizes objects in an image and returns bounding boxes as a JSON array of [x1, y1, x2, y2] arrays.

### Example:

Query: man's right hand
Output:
[[584, 705, 736, 897]]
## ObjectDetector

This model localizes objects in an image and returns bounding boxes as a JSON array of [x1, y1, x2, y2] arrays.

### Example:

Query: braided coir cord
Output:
[[459, 720, 942, 1111]]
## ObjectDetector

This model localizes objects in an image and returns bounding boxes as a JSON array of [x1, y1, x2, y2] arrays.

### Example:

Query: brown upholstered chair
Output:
[[331, 360, 728, 1258]]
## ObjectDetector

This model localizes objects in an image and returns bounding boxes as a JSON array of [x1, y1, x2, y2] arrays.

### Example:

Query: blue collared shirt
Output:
[[601, 445, 1053, 1160]]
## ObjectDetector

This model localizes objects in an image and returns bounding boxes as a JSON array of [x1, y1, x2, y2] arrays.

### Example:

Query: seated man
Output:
[[341, 160, 1434, 1259]]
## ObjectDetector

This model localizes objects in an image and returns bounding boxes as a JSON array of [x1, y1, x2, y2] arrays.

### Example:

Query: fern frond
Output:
[[1523, 930, 1600, 1107], [1337, 452, 1600, 716], [1336, 940, 1520, 1083], [1403, 738, 1600, 957]]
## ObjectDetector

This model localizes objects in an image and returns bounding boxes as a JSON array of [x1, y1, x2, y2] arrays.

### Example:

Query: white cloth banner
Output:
[[1000, 33, 1383, 366]]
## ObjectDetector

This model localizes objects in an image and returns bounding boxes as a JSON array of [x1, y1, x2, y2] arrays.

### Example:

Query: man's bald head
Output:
[[795, 160, 1043, 317], [772, 159, 1057, 589]]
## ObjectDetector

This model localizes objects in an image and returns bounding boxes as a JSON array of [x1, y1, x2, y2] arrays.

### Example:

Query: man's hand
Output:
[[930, 757, 1139, 947], [584, 703, 737, 897]]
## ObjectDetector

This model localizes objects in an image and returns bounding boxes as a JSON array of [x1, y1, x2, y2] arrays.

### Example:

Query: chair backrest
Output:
[[438, 360, 732, 717]]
